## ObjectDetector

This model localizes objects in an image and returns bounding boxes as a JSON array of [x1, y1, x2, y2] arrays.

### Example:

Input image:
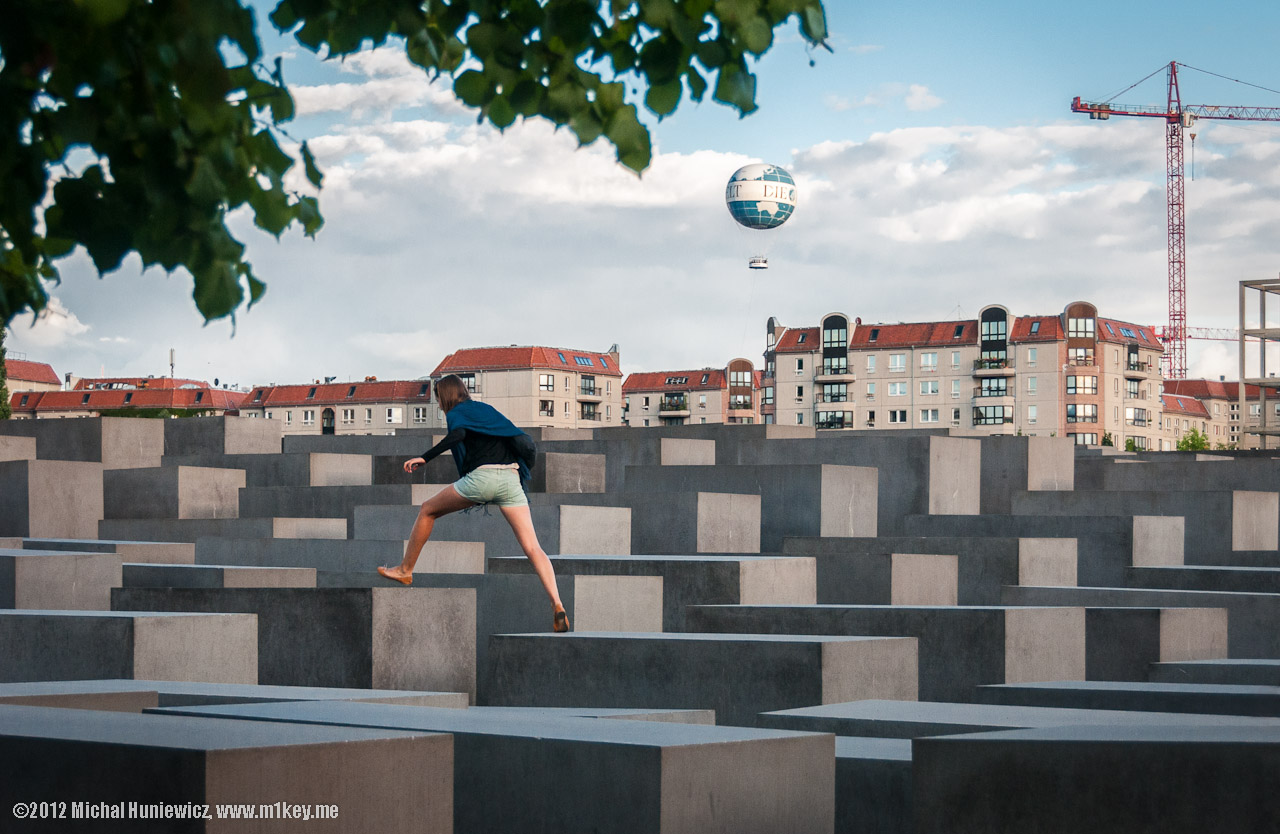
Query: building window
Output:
[[564, 377, 570, 392], [285, 412, 292, 425], [979, 378, 1007, 397], [347, 386, 357, 398], [730, 394, 752, 409], [763, 387, 774, 405], [822, 383, 848, 403], [365, 408, 373, 424], [730, 370, 751, 386], [920, 352, 938, 371], [307, 387, 316, 399], [796, 386, 804, 400], [643, 396, 650, 408], [889, 409, 908, 424], [816, 411, 853, 429], [920, 380, 939, 396], [920, 409, 939, 423], [342, 408, 356, 425], [564, 402, 569, 417], [458, 374, 476, 392], [699, 394, 707, 408], [888, 354, 906, 372], [797, 413, 804, 425], [302, 410, 315, 426], [1030, 321, 1041, 335], [1068, 348, 1093, 366], [1068, 432, 1099, 445], [575, 356, 593, 366], [981, 318, 1008, 339], [822, 356, 848, 375], [952, 407, 961, 425], [386, 407, 402, 423], [1027, 377, 1037, 395], [1125, 407, 1150, 427], [1027, 347, 1037, 366], [951, 379, 961, 399], [1067, 317, 1095, 338], [539, 400, 554, 417], [822, 324, 847, 348], [888, 382, 906, 397], [866, 355, 876, 372], [973, 405, 1013, 425], [1067, 403, 1098, 423], [413, 406, 428, 423], [557, 352, 567, 364], [866, 410, 876, 426], [866, 382, 876, 399], [540, 374, 555, 391], [19, 394, 29, 407], [124, 393, 133, 404], [581, 403, 599, 420], [951, 351, 961, 369], [1066, 376, 1098, 395], [1126, 379, 1140, 399], [581, 375, 597, 395], [1028, 405, 1038, 424], [796, 358, 804, 373]]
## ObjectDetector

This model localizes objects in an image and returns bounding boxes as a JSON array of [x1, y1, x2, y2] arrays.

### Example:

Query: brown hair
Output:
[[434, 375, 472, 413]]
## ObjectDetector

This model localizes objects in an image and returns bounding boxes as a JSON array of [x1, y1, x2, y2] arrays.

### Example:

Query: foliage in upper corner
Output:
[[0, 0, 829, 329]]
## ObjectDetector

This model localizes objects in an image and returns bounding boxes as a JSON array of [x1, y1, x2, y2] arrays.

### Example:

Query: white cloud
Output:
[[8, 297, 90, 349], [904, 84, 943, 111], [290, 49, 466, 118], [849, 44, 883, 55]]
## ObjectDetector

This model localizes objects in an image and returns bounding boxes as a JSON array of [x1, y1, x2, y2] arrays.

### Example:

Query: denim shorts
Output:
[[453, 466, 528, 508]]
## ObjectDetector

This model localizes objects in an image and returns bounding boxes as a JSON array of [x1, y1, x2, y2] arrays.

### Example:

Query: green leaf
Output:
[[192, 261, 245, 322], [686, 68, 708, 101], [604, 106, 652, 173], [300, 141, 323, 188], [76, 0, 133, 26], [296, 196, 323, 237], [488, 95, 517, 129], [247, 272, 267, 306], [740, 15, 773, 54], [800, 3, 829, 45], [569, 109, 604, 145], [454, 70, 491, 107], [714, 61, 758, 114], [645, 80, 682, 117]]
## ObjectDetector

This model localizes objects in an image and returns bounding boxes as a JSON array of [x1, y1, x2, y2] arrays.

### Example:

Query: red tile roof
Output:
[[773, 328, 820, 353], [73, 377, 209, 390], [623, 370, 728, 393], [849, 321, 977, 349], [1010, 316, 1064, 342], [244, 381, 432, 408], [433, 346, 622, 377], [4, 359, 60, 386], [1163, 379, 1263, 400], [1097, 318, 1163, 351], [10, 388, 247, 413], [1160, 393, 1211, 418]]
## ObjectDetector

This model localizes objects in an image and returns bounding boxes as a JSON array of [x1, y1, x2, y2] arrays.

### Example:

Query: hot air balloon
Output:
[[725, 163, 798, 269]]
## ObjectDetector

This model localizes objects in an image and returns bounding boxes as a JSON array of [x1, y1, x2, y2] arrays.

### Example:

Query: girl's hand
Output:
[[403, 457, 426, 473]]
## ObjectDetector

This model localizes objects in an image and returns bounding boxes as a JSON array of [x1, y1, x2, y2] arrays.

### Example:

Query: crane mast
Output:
[[1071, 61, 1280, 379]]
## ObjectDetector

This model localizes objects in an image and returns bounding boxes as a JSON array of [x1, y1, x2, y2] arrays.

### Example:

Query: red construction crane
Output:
[[1072, 61, 1280, 379]]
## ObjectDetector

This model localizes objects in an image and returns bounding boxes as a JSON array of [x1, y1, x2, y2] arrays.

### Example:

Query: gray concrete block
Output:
[[560, 504, 631, 554], [164, 415, 282, 455], [980, 435, 1074, 515], [1084, 607, 1228, 681], [270, 517, 347, 539], [834, 737, 912, 834], [0, 610, 257, 683], [0, 704, 452, 833], [0, 679, 468, 709], [489, 554, 816, 631], [1132, 514, 1184, 566], [890, 553, 958, 605], [1131, 565, 1280, 593], [660, 437, 716, 465], [0, 550, 122, 609], [536, 452, 606, 493], [759, 698, 1280, 739], [485, 632, 918, 726], [464, 705, 715, 724], [1151, 659, 1280, 687], [122, 563, 317, 589], [1018, 537, 1077, 586], [111, 587, 476, 697], [0, 435, 36, 462], [193, 537, 404, 573], [104, 466, 246, 520], [1006, 584, 1280, 658], [913, 724, 1280, 834], [572, 575, 663, 632], [976, 680, 1280, 717], [0, 459, 104, 539], [0, 416, 163, 468], [163, 451, 373, 488], [687, 605, 1084, 703], [22, 537, 195, 564], [152, 701, 835, 834], [0, 688, 158, 712], [1233, 489, 1279, 550], [410, 540, 486, 574], [783, 536, 1020, 606]]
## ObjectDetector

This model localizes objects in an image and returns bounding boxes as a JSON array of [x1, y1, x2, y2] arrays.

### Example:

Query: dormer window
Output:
[[418, 384, 429, 397], [953, 324, 964, 338], [124, 393, 133, 404], [797, 333, 807, 344], [869, 328, 880, 342], [1030, 321, 1040, 335], [253, 390, 263, 402], [82, 394, 90, 404], [194, 391, 203, 403], [347, 386, 357, 398], [307, 387, 317, 399]]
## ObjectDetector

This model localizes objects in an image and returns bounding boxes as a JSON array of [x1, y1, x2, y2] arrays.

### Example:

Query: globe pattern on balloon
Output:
[[725, 163, 798, 230]]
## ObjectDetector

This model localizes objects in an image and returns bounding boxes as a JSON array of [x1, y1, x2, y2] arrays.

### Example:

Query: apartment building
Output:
[[237, 379, 437, 435], [1158, 393, 1212, 450], [4, 358, 61, 393], [1162, 379, 1273, 449], [623, 359, 760, 427], [431, 345, 623, 429], [761, 302, 1165, 449], [10, 376, 245, 419]]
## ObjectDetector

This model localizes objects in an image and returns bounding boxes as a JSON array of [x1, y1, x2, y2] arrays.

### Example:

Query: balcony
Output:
[[1068, 357, 1096, 367], [659, 399, 690, 417], [1124, 361, 1152, 378], [973, 386, 1012, 399], [814, 393, 850, 404], [1125, 418, 1149, 427], [973, 358, 1015, 377], [1123, 390, 1149, 401], [814, 370, 857, 383], [577, 385, 603, 402], [579, 411, 602, 422]]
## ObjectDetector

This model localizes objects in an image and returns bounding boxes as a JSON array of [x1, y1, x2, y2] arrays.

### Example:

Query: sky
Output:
[[7, 0, 1280, 388]]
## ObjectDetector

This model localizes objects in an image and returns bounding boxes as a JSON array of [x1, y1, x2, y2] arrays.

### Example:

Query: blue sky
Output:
[[8, 0, 1280, 387]]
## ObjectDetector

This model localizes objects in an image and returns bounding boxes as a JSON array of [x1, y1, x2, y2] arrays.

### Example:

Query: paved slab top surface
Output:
[[766, 700, 1280, 728]]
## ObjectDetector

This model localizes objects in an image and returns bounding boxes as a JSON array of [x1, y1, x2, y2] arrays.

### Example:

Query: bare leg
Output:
[[500, 505, 568, 630], [378, 486, 473, 585]]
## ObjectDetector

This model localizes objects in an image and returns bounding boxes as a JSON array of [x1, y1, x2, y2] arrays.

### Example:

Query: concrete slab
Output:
[[484, 632, 918, 727], [122, 563, 317, 589], [0, 549, 122, 609], [112, 587, 476, 697], [1018, 537, 1077, 586], [1133, 515, 1184, 566], [834, 737, 913, 834], [976, 680, 1280, 717], [151, 701, 836, 834], [0, 416, 163, 468], [1130, 564, 1280, 593], [488, 554, 817, 631], [0, 679, 468, 709], [0, 459, 104, 539], [913, 724, 1280, 834], [1084, 607, 1229, 680], [758, 698, 1280, 739], [1151, 659, 1280, 686], [687, 605, 1085, 702], [22, 537, 195, 564], [890, 553, 958, 605], [104, 466, 246, 520], [0, 435, 36, 462], [0, 704, 451, 833], [164, 415, 282, 456], [0, 610, 257, 684]]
